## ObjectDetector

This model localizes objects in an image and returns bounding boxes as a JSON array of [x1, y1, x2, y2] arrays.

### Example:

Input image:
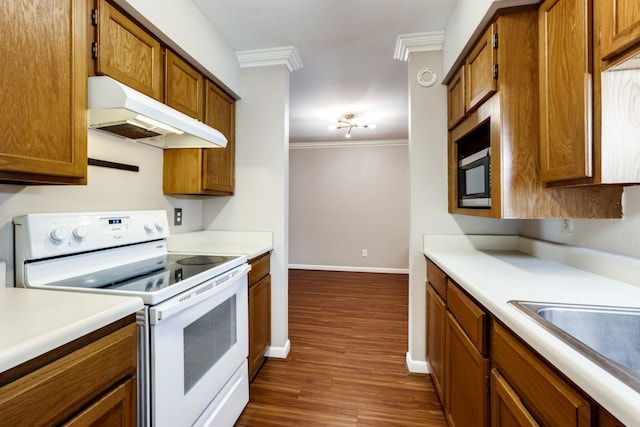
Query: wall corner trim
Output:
[[394, 31, 445, 61], [237, 46, 303, 72], [406, 352, 429, 373], [265, 339, 291, 359]]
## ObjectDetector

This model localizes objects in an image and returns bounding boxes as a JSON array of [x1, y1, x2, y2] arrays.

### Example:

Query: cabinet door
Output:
[[466, 23, 497, 113], [538, 0, 593, 182], [63, 377, 136, 427], [491, 369, 539, 427], [249, 274, 271, 380], [203, 80, 236, 194], [447, 67, 466, 129], [426, 284, 446, 403], [165, 49, 204, 120], [445, 312, 490, 427], [492, 323, 592, 426], [0, 0, 87, 184], [600, 0, 640, 61], [95, 0, 163, 101]]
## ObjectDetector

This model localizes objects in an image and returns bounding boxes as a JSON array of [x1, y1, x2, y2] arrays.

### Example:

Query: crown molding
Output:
[[394, 31, 445, 61], [237, 46, 303, 72], [289, 139, 408, 149]]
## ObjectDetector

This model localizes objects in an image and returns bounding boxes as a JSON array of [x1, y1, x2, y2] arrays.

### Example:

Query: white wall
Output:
[[0, 131, 204, 285], [201, 65, 291, 356], [519, 186, 640, 258], [407, 50, 519, 370], [289, 142, 410, 272]]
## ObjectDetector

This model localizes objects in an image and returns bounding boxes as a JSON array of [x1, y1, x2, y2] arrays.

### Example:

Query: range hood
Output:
[[87, 76, 227, 149]]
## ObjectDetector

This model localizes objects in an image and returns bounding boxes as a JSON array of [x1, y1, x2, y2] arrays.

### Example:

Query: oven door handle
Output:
[[149, 263, 251, 325]]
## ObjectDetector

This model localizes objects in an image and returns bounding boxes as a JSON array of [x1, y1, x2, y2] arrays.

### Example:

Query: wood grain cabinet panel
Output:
[[600, 0, 640, 62], [165, 49, 204, 120], [447, 67, 466, 129], [491, 369, 539, 427], [465, 23, 497, 113], [0, 0, 87, 184], [444, 312, 490, 427], [426, 283, 446, 404], [95, 0, 163, 101], [492, 322, 592, 427], [0, 322, 137, 426], [538, 0, 593, 182], [163, 81, 235, 196], [426, 259, 447, 300], [446, 279, 487, 355], [203, 81, 236, 194], [248, 253, 271, 380]]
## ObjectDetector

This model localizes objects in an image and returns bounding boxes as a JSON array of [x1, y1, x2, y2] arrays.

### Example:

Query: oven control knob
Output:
[[155, 221, 164, 231], [72, 226, 89, 239], [49, 227, 69, 242], [144, 222, 155, 232]]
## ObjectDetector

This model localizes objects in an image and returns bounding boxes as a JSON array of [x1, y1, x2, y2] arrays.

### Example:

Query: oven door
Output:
[[149, 263, 249, 427]]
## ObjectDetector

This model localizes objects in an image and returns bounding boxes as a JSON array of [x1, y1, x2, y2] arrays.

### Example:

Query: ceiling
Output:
[[192, 0, 457, 143]]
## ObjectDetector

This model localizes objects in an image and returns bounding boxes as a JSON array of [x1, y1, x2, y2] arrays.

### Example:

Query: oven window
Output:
[[183, 295, 237, 393], [465, 165, 486, 195]]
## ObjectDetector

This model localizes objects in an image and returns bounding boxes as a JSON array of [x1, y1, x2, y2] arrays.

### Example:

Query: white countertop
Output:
[[423, 235, 640, 427], [0, 288, 143, 373], [168, 230, 273, 260]]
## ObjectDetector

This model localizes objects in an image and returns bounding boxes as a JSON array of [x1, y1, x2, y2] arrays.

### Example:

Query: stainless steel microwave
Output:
[[458, 147, 491, 207]]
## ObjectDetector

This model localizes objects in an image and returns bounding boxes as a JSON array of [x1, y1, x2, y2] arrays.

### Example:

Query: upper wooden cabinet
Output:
[[94, 0, 164, 101], [165, 49, 204, 121], [538, 0, 640, 186], [163, 80, 236, 195], [446, 8, 623, 219], [600, 0, 640, 62], [538, 0, 593, 183], [465, 24, 498, 114], [203, 81, 236, 194], [447, 67, 466, 129], [0, 0, 88, 185]]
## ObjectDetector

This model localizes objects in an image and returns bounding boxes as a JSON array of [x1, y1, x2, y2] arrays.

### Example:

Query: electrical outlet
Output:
[[174, 208, 183, 226], [362, 249, 368, 257], [561, 219, 573, 234]]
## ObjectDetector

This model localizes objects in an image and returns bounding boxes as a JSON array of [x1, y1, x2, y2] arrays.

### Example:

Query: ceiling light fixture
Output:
[[328, 114, 376, 139]]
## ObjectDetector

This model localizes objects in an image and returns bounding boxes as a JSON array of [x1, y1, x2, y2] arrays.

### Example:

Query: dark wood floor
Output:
[[235, 270, 447, 426]]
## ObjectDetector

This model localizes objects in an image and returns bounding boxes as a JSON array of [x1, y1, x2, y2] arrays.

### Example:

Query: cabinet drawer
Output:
[[0, 323, 137, 426], [492, 323, 592, 427], [426, 259, 447, 300], [446, 279, 487, 354], [249, 252, 271, 285]]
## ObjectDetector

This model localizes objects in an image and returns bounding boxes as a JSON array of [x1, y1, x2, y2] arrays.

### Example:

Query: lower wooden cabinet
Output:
[[426, 283, 446, 403], [491, 369, 539, 427], [445, 311, 490, 427], [492, 322, 592, 427], [0, 319, 137, 426], [248, 252, 271, 380]]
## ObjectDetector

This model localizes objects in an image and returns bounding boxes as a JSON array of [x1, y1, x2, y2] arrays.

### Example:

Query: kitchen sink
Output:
[[509, 301, 640, 393]]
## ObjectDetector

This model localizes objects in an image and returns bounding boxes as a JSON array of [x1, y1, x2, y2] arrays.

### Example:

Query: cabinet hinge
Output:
[[493, 64, 498, 79], [91, 9, 98, 26], [492, 33, 498, 49], [92, 42, 98, 59]]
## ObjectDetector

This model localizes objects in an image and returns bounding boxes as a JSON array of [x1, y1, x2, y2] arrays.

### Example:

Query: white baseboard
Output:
[[406, 352, 429, 374], [265, 339, 290, 359], [288, 264, 409, 274]]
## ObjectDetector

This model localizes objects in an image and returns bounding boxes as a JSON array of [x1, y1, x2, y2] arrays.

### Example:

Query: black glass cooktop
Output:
[[46, 254, 242, 293]]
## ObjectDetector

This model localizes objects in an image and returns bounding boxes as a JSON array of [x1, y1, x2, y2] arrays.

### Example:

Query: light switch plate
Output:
[[174, 208, 183, 226]]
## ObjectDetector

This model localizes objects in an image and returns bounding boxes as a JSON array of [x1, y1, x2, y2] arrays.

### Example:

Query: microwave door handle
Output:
[[148, 263, 250, 324]]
